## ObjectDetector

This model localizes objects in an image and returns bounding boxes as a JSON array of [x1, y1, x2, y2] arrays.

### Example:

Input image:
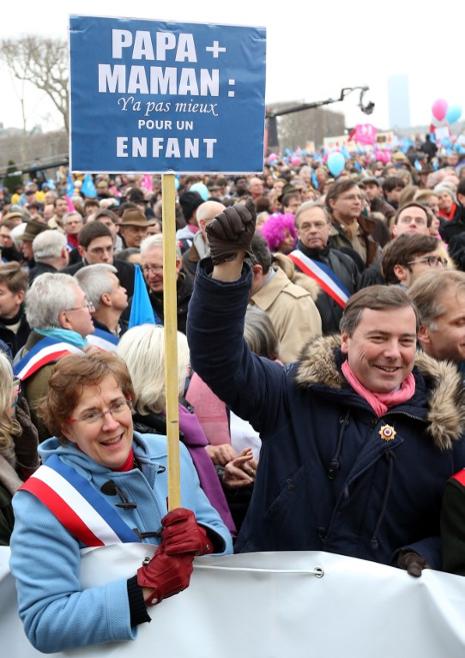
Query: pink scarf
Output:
[[341, 360, 416, 417]]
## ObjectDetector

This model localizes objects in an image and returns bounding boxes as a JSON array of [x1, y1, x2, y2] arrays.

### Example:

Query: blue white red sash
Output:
[[20, 455, 139, 547], [289, 249, 350, 309], [13, 337, 83, 382], [87, 328, 119, 352]]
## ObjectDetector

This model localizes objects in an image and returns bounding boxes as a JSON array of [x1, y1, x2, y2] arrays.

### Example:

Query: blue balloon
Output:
[[446, 105, 462, 124], [189, 182, 209, 201], [327, 151, 346, 178]]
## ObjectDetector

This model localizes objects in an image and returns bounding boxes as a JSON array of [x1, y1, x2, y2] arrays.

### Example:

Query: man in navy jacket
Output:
[[187, 201, 465, 575]]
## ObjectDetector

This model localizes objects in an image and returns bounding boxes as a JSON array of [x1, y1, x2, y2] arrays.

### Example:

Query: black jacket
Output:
[[29, 262, 59, 284], [294, 241, 359, 335], [148, 272, 193, 334], [0, 308, 30, 357]]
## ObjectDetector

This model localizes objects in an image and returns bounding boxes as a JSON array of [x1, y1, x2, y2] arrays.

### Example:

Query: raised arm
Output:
[[187, 202, 288, 434]]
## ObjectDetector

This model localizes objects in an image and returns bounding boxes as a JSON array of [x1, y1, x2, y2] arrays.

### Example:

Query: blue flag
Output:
[[128, 265, 159, 328], [81, 174, 97, 198], [66, 173, 74, 197]]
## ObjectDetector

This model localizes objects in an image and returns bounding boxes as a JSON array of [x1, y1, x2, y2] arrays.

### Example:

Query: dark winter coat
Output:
[[149, 272, 193, 334], [294, 241, 359, 335], [187, 260, 465, 568]]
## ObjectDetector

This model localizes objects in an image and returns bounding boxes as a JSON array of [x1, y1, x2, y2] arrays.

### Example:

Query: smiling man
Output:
[[187, 200, 465, 576]]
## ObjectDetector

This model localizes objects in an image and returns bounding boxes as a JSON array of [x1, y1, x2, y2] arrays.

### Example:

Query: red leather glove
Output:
[[136, 545, 194, 606], [161, 507, 214, 556]]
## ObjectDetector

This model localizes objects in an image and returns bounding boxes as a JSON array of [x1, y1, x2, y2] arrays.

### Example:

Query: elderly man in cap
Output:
[[20, 220, 48, 270], [119, 208, 148, 248]]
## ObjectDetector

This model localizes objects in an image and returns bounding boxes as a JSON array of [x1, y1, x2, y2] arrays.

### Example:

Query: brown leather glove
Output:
[[136, 545, 194, 606], [397, 550, 430, 577], [206, 199, 256, 265]]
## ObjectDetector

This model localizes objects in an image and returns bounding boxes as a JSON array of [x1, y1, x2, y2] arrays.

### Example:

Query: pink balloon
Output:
[[291, 156, 302, 166], [432, 99, 448, 122]]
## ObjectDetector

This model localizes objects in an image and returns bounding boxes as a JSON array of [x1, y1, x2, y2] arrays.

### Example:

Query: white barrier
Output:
[[1, 544, 465, 657]]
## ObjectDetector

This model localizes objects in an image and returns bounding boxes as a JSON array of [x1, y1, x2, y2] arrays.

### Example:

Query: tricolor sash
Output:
[[86, 327, 119, 351], [13, 337, 83, 381], [289, 249, 350, 309], [20, 455, 139, 547]]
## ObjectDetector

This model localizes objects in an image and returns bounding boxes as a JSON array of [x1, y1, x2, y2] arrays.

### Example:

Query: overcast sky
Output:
[[0, 1, 462, 134]]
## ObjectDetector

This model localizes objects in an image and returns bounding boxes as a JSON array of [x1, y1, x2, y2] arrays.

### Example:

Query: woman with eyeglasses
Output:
[[10, 351, 232, 653]]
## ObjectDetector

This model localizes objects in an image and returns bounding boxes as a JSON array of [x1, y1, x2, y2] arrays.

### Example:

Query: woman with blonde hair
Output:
[[117, 324, 235, 534], [0, 353, 38, 544]]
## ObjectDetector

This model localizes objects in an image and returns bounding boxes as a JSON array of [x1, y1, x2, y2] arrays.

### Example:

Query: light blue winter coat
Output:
[[10, 432, 233, 653]]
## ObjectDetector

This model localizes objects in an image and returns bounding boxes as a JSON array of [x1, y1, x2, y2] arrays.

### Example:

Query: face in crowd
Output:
[[419, 286, 465, 363], [296, 206, 330, 251], [341, 305, 417, 394], [392, 207, 429, 238]]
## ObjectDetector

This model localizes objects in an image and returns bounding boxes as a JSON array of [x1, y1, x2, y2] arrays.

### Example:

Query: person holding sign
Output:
[[187, 200, 465, 575], [10, 352, 232, 652]]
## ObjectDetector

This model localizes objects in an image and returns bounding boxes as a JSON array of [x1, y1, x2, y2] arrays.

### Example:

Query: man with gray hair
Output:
[[30, 230, 69, 283], [409, 270, 465, 374], [140, 234, 192, 333], [14, 273, 95, 439], [75, 264, 128, 339]]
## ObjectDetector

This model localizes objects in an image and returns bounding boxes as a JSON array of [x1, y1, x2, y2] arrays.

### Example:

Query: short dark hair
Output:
[[392, 202, 432, 228], [83, 199, 99, 210], [126, 188, 146, 204], [325, 179, 359, 212], [250, 234, 272, 274], [281, 192, 300, 208], [340, 285, 419, 335], [78, 221, 112, 248], [382, 176, 406, 194], [94, 208, 119, 224], [381, 234, 439, 284]]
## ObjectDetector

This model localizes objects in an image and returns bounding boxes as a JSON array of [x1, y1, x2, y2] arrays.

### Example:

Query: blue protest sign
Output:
[[70, 15, 266, 174]]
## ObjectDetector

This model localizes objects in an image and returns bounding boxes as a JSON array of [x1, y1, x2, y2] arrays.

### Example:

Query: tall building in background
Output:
[[388, 75, 411, 128]]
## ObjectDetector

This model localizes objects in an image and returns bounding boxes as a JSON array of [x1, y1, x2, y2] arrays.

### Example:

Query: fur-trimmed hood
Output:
[[295, 335, 465, 451]]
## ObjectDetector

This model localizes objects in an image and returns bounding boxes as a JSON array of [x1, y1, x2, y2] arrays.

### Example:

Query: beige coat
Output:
[[250, 267, 322, 363]]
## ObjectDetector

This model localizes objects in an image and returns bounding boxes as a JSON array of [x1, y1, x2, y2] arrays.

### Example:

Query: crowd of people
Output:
[[2, 139, 465, 650]]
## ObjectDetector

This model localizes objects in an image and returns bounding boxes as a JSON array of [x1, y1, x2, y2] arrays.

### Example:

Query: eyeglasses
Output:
[[68, 398, 131, 425], [142, 264, 163, 274], [66, 299, 95, 313], [407, 256, 448, 268]]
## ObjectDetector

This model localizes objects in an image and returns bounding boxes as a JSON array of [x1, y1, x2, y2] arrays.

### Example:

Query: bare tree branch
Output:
[[0, 36, 69, 133]]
